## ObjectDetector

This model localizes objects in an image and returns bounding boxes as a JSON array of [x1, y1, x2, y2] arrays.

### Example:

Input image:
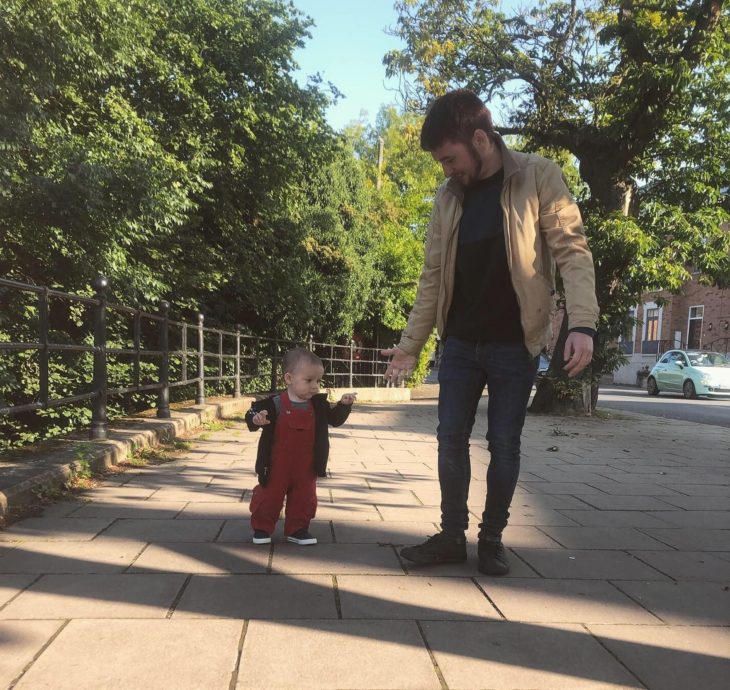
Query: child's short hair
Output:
[[282, 347, 323, 374]]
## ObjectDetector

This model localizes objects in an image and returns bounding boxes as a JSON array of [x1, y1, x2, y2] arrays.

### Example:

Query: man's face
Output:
[[431, 139, 483, 187], [284, 362, 325, 401]]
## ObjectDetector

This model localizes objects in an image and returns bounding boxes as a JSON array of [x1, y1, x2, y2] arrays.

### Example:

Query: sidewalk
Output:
[[0, 398, 728, 689]]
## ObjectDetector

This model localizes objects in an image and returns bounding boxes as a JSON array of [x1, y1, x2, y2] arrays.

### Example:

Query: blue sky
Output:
[[292, 1, 523, 131], [292, 1, 404, 131]]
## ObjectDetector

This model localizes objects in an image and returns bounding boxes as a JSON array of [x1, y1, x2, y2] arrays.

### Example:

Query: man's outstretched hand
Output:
[[381, 346, 417, 385], [563, 332, 593, 378]]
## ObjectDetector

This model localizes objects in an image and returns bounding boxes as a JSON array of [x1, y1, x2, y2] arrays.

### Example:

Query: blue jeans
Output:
[[437, 337, 538, 543]]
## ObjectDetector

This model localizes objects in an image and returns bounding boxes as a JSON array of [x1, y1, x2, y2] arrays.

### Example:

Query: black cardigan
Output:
[[245, 392, 351, 486]]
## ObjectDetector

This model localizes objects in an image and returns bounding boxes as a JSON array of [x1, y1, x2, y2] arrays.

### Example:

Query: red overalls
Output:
[[249, 391, 318, 536]]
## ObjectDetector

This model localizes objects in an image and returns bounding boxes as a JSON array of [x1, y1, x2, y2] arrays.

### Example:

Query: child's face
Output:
[[284, 362, 325, 401]]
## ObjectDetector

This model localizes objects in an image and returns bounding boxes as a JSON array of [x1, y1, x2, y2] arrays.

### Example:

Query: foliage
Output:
[[345, 107, 443, 347]]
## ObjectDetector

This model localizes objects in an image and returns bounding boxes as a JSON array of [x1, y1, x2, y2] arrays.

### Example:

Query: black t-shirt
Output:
[[446, 168, 524, 343]]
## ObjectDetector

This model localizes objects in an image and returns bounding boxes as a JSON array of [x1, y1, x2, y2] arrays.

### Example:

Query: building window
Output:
[[641, 305, 661, 354], [687, 305, 704, 349], [618, 307, 636, 354]]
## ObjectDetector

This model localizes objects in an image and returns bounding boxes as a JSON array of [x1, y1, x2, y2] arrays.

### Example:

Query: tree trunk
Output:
[[529, 310, 592, 415]]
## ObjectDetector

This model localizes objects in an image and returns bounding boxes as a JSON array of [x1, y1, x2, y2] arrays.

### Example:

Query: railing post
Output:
[[349, 339, 354, 388], [157, 301, 170, 418], [181, 322, 188, 383], [38, 287, 49, 408], [133, 310, 141, 389], [196, 312, 205, 405], [218, 329, 223, 393], [234, 326, 241, 398], [90, 276, 108, 440], [270, 338, 278, 393]]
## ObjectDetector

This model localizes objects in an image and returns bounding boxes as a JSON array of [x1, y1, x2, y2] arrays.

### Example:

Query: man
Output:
[[382, 90, 599, 575]]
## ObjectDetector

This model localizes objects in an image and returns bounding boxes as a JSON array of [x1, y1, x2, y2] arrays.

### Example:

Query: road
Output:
[[597, 385, 730, 428]]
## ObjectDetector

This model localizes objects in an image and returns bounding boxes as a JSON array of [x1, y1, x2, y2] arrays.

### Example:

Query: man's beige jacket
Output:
[[397, 137, 600, 358]]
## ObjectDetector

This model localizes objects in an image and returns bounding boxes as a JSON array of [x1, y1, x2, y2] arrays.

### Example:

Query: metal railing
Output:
[[651, 337, 729, 360], [0, 276, 390, 441]]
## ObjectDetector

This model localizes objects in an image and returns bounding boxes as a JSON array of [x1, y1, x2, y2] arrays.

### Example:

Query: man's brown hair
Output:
[[420, 89, 495, 151]]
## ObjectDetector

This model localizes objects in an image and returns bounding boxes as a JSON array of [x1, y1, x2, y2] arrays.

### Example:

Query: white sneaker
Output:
[[252, 530, 271, 544]]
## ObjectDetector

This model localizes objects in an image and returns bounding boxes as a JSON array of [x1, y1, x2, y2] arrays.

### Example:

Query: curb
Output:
[[0, 396, 254, 523]]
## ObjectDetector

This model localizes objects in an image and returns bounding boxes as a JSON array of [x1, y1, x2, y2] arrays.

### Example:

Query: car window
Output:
[[677, 354, 689, 366], [688, 352, 729, 367], [659, 354, 672, 364]]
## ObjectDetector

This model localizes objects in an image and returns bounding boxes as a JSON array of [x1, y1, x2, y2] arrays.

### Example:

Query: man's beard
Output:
[[462, 142, 484, 188]]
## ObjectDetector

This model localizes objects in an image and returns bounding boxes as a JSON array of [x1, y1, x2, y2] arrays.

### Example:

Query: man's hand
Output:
[[381, 346, 417, 385], [340, 393, 357, 406], [251, 409, 270, 426], [563, 332, 593, 378]]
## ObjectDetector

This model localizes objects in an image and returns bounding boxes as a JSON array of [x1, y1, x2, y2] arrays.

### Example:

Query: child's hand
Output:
[[340, 393, 357, 406], [251, 410, 270, 426]]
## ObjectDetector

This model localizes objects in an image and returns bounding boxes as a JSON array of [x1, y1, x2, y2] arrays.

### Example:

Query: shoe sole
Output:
[[287, 536, 317, 545], [252, 536, 271, 544]]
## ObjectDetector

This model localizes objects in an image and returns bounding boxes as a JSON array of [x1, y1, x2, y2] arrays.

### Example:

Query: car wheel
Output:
[[647, 377, 659, 396], [683, 379, 697, 399]]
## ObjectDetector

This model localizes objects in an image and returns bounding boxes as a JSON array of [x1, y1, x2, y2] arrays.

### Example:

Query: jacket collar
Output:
[[445, 134, 522, 202]]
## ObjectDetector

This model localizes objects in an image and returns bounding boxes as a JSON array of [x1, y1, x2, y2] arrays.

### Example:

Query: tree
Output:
[[345, 107, 443, 346], [385, 0, 730, 413]]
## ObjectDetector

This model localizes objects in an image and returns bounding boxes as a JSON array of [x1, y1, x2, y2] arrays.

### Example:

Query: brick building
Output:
[[613, 278, 730, 385]]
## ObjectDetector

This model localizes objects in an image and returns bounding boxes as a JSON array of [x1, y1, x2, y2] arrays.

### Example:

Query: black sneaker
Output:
[[287, 529, 317, 545], [477, 540, 509, 575], [400, 533, 467, 564], [252, 530, 271, 545]]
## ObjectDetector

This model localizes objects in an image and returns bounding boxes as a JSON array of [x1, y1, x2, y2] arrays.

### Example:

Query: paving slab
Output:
[[612, 580, 730, 626], [648, 510, 730, 529], [0, 518, 114, 542], [421, 621, 642, 689], [514, 548, 670, 580], [102, 518, 223, 542], [0, 620, 63, 688], [575, 494, 680, 511], [640, 527, 730, 551], [0, 574, 37, 607], [175, 501, 251, 520], [539, 526, 671, 550], [588, 624, 730, 690], [270, 543, 402, 575], [13, 619, 242, 690], [0, 539, 145, 574], [68, 500, 187, 520], [653, 495, 730, 510], [333, 519, 438, 544], [628, 550, 730, 581], [129, 542, 270, 574], [556, 509, 677, 528], [237, 619, 441, 690], [0, 573, 186, 619], [173, 574, 337, 619], [337, 574, 500, 620], [481, 577, 660, 624]]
